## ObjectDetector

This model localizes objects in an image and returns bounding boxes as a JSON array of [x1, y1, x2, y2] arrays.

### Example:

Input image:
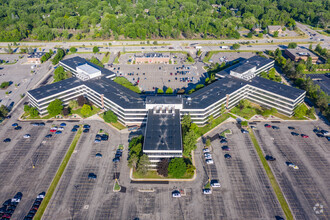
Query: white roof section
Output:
[[76, 63, 101, 81]]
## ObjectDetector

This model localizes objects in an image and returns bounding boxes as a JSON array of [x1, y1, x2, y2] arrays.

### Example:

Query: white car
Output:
[[57, 127, 64, 131], [23, 134, 31, 138], [288, 162, 299, 170], [203, 189, 212, 194], [203, 148, 210, 153], [206, 159, 214, 164], [172, 191, 181, 198], [210, 180, 221, 188], [51, 127, 58, 130], [204, 153, 212, 159]]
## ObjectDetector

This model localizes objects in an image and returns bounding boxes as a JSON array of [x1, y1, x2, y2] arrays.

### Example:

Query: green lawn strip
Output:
[[34, 127, 83, 220], [110, 121, 126, 130], [101, 53, 111, 63], [133, 170, 193, 179], [197, 113, 230, 136], [249, 130, 293, 220], [230, 106, 257, 119], [113, 56, 119, 64]]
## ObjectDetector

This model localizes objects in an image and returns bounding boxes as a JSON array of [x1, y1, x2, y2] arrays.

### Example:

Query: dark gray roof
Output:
[[143, 109, 182, 151], [28, 52, 45, 58], [249, 77, 305, 100], [231, 56, 274, 73], [183, 77, 247, 109], [146, 96, 182, 105], [60, 56, 115, 77], [28, 77, 83, 100], [231, 63, 255, 74]]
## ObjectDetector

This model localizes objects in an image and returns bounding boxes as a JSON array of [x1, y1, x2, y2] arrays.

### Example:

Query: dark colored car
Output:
[[71, 128, 77, 132], [3, 138, 11, 143], [113, 157, 120, 162], [83, 124, 90, 129], [60, 123, 66, 127], [316, 133, 324, 138], [45, 134, 52, 138], [288, 126, 295, 130], [221, 146, 230, 151], [241, 129, 249, 133], [39, 122, 45, 126], [95, 153, 103, 158], [83, 129, 89, 133], [265, 155, 276, 161], [320, 130, 329, 135], [12, 123, 18, 127], [313, 128, 321, 133], [14, 126, 22, 130], [220, 139, 228, 144], [73, 125, 80, 129], [224, 154, 232, 159], [88, 173, 97, 180], [219, 135, 226, 140], [95, 134, 102, 139], [264, 124, 271, 128], [3, 199, 11, 207], [272, 126, 279, 130], [291, 132, 299, 136], [101, 134, 109, 141], [327, 137, 330, 141]]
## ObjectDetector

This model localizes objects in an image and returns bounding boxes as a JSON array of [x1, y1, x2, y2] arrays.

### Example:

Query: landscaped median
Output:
[[249, 129, 293, 220], [34, 127, 83, 220]]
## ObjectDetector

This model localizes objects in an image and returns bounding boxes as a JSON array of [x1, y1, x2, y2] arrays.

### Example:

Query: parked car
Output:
[[60, 123, 66, 127], [12, 123, 18, 127], [32, 123, 39, 126], [172, 190, 181, 198], [71, 128, 77, 132], [3, 138, 11, 143], [38, 122, 45, 126], [203, 148, 210, 153], [15, 126, 22, 130], [264, 124, 271, 128], [316, 133, 324, 138], [272, 126, 279, 130], [83, 124, 90, 129], [313, 128, 321, 133], [301, 134, 309, 138], [95, 153, 103, 158], [210, 179, 221, 187], [291, 132, 299, 136], [204, 153, 212, 159], [203, 189, 212, 194], [45, 134, 52, 138], [206, 159, 214, 164], [320, 130, 329, 135], [221, 146, 230, 151], [288, 126, 295, 130], [83, 129, 90, 133], [265, 155, 276, 161], [220, 139, 228, 144], [88, 173, 97, 180], [101, 134, 109, 141], [224, 154, 232, 159], [241, 129, 249, 133], [287, 162, 299, 169], [50, 129, 56, 132], [73, 125, 80, 129], [113, 157, 120, 162], [94, 139, 101, 143], [55, 131, 62, 134], [250, 126, 256, 129], [23, 134, 31, 138]]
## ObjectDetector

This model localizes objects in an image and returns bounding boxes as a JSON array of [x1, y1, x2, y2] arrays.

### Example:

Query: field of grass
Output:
[[230, 106, 257, 119], [113, 76, 141, 93], [111, 121, 126, 130], [114, 181, 121, 191], [71, 106, 100, 118], [132, 170, 194, 179], [101, 52, 110, 63], [113, 56, 119, 64], [34, 127, 82, 220], [197, 113, 230, 136], [249, 130, 293, 220]]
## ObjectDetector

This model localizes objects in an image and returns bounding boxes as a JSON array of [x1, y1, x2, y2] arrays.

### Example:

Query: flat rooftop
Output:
[[77, 63, 101, 75], [145, 96, 182, 105], [143, 109, 182, 152], [285, 48, 318, 58]]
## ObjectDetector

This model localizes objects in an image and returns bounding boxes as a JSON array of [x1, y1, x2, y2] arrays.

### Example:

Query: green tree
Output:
[[0, 105, 9, 117], [273, 31, 279, 37], [69, 100, 78, 109], [80, 104, 92, 117], [103, 110, 118, 123], [52, 48, 65, 65], [294, 104, 306, 118], [88, 56, 103, 67], [137, 154, 150, 175], [207, 115, 214, 125], [93, 46, 99, 53], [47, 99, 63, 116], [130, 143, 142, 156], [157, 89, 164, 94], [288, 42, 297, 49], [205, 139, 211, 147], [232, 43, 240, 50], [306, 107, 315, 118], [309, 44, 313, 50], [247, 32, 253, 38], [168, 158, 186, 178], [29, 107, 39, 117], [181, 114, 191, 135], [54, 66, 69, 82], [128, 154, 139, 169], [69, 47, 77, 53], [186, 164, 195, 176], [183, 130, 198, 157], [24, 105, 31, 113], [165, 87, 173, 94]]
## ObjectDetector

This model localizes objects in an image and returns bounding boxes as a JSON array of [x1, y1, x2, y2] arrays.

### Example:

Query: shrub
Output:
[[168, 158, 186, 178], [103, 110, 118, 123]]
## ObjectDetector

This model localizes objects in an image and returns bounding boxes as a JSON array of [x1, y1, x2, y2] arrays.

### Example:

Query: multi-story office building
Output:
[[28, 56, 306, 161]]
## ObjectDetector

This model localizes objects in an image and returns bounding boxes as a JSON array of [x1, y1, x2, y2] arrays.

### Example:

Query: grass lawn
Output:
[[34, 127, 82, 220], [220, 129, 231, 137], [114, 181, 121, 191], [101, 52, 110, 63], [111, 121, 126, 130], [71, 106, 100, 118], [133, 170, 194, 179], [204, 182, 211, 189], [230, 106, 257, 119], [197, 113, 230, 136], [113, 76, 141, 93], [249, 130, 293, 220], [113, 56, 119, 64]]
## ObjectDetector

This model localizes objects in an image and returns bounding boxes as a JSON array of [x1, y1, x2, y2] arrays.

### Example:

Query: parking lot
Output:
[[200, 122, 285, 219], [253, 121, 330, 220], [0, 54, 51, 110], [0, 117, 78, 219]]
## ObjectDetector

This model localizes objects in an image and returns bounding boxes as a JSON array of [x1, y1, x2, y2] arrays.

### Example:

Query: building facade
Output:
[[285, 49, 319, 64]]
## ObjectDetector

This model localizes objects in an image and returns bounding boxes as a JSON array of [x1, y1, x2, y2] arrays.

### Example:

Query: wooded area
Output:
[[0, 0, 329, 41]]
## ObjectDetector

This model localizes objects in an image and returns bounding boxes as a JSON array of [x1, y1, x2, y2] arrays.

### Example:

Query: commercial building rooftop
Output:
[[285, 48, 318, 58], [27, 52, 45, 59], [143, 109, 182, 151], [145, 96, 182, 105], [76, 63, 101, 75]]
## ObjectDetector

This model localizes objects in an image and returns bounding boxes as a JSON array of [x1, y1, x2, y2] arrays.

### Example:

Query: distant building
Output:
[[285, 48, 319, 64], [135, 53, 171, 64], [268, 25, 283, 35], [230, 56, 275, 81], [27, 52, 45, 64]]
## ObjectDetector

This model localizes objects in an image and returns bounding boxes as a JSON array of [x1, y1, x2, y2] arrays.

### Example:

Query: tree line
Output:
[[0, 0, 328, 41]]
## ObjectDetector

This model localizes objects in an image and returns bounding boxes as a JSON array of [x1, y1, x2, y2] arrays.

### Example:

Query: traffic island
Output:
[[33, 127, 83, 220], [113, 179, 121, 192], [249, 129, 293, 220]]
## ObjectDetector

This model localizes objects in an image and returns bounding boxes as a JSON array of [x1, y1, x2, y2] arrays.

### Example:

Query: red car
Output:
[[264, 124, 272, 128], [50, 129, 56, 132], [301, 134, 309, 138]]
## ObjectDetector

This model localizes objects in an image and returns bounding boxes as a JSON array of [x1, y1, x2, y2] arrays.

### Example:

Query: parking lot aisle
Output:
[[254, 122, 330, 220]]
